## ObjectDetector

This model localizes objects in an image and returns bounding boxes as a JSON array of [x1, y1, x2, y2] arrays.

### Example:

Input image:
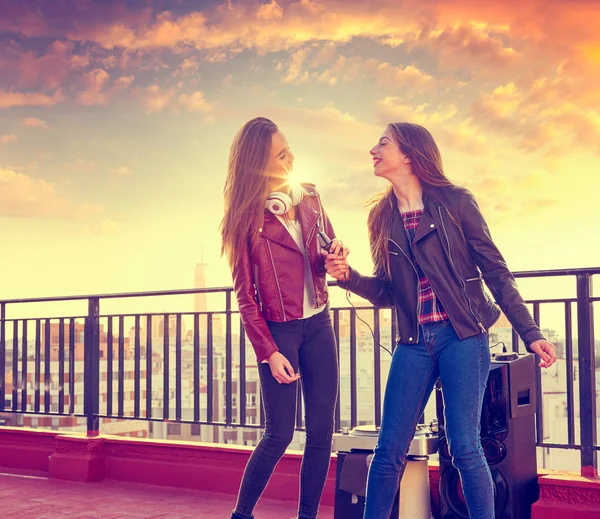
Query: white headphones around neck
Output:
[[265, 184, 304, 215]]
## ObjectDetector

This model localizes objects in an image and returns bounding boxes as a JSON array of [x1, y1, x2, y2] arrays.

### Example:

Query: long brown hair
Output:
[[367, 122, 455, 279], [220, 117, 278, 269]]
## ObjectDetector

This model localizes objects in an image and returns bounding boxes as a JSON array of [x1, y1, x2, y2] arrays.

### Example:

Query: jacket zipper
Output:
[[389, 237, 420, 341], [306, 214, 320, 247], [253, 264, 263, 312], [438, 206, 486, 333], [309, 215, 324, 307], [265, 240, 287, 320]]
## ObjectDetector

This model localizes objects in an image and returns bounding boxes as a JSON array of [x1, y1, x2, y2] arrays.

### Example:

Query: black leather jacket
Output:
[[339, 185, 544, 350]]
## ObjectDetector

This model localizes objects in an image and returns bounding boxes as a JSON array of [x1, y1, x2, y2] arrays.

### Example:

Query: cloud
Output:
[[76, 68, 110, 105], [70, 158, 97, 173], [376, 97, 457, 126], [278, 46, 435, 92], [139, 84, 213, 114], [0, 167, 102, 219], [470, 77, 600, 155], [459, 165, 559, 225], [257, 0, 284, 21], [0, 134, 18, 144], [83, 219, 118, 235], [4, 0, 600, 74], [178, 91, 213, 113], [64, 1, 422, 53], [22, 117, 49, 129], [375, 97, 490, 155], [140, 84, 174, 113], [113, 75, 134, 91], [282, 48, 311, 84], [422, 23, 520, 72], [0, 39, 90, 91], [0, 90, 64, 108], [174, 58, 199, 78], [109, 166, 131, 176]]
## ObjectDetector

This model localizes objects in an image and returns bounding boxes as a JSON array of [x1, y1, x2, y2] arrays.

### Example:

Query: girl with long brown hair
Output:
[[324, 122, 556, 519], [221, 117, 347, 519]]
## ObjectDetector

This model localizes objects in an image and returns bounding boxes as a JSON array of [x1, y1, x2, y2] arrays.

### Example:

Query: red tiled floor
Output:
[[0, 471, 335, 519]]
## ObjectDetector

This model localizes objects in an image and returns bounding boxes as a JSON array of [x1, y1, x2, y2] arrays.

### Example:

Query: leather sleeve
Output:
[[458, 191, 544, 348], [231, 238, 280, 362], [337, 267, 395, 308]]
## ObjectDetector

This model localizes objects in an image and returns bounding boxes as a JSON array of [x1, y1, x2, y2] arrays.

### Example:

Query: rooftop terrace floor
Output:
[[0, 469, 334, 519]]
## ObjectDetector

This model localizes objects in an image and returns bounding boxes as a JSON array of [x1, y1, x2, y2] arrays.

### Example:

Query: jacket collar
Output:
[[389, 196, 439, 251], [260, 211, 299, 251], [259, 189, 320, 252]]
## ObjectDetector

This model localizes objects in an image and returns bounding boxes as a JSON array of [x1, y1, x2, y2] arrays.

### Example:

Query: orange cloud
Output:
[[422, 23, 519, 72], [178, 91, 213, 113], [375, 97, 490, 155], [83, 219, 118, 235], [279, 47, 434, 92], [140, 84, 175, 113], [470, 75, 600, 155], [109, 166, 131, 176], [0, 40, 90, 91], [0, 134, 18, 144], [0, 90, 63, 108], [64, 2, 422, 53], [76, 68, 110, 105], [22, 117, 49, 129], [0, 167, 103, 219]]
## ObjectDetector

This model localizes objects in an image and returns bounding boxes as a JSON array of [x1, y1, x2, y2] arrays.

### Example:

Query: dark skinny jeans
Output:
[[232, 307, 338, 519]]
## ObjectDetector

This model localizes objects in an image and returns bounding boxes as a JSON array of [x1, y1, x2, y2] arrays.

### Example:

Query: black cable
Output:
[[319, 232, 393, 357], [344, 288, 393, 357], [490, 341, 508, 353]]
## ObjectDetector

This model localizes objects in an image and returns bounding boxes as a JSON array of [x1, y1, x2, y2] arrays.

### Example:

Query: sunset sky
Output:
[[1, 0, 599, 313]]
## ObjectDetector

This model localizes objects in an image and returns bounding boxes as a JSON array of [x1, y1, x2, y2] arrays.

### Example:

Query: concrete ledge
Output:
[[102, 436, 338, 506], [0, 427, 597, 517], [49, 435, 107, 482], [532, 473, 600, 519], [0, 427, 60, 472]]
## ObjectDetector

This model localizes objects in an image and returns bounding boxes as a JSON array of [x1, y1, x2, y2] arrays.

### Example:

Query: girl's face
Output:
[[266, 130, 295, 192], [370, 127, 410, 180]]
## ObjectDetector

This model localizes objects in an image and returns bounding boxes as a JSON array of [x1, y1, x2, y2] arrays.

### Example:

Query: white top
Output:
[[276, 216, 326, 319]]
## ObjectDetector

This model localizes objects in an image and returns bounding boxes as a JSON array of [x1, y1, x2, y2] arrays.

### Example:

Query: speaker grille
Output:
[[440, 467, 509, 518]]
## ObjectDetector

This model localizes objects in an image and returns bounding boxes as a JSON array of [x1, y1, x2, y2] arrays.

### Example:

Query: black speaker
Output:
[[334, 450, 400, 519], [436, 353, 538, 519]]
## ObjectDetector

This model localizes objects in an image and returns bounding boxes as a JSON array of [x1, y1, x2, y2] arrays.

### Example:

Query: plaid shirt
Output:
[[400, 209, 449, 325]]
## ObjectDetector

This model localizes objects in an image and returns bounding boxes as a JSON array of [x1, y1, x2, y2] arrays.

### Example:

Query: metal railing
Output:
[[0, 268, 597, 475]]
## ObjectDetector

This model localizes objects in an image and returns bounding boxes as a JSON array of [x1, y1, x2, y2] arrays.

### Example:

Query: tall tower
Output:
[[194, 246, 208, 313]]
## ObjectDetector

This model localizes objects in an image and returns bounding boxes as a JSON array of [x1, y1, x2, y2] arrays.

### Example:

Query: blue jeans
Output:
[[233, 308, 338, 519], [364, 320, 494, 519]]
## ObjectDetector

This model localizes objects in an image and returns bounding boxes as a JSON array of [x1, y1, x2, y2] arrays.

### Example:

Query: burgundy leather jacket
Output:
[[232, 184, 336, 362]]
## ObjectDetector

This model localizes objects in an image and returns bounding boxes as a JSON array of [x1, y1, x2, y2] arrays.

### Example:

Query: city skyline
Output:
[[0, 0, 599, 305]]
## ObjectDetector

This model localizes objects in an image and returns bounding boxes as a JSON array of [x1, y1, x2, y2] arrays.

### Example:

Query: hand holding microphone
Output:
[[318, 231, 350, 282]]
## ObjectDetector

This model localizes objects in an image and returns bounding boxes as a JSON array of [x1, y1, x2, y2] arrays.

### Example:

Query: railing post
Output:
[[576, 273, 597, 477], [84, 297, 100, 436], [0, 302, 5, 412], [225, 290, 233, 426]]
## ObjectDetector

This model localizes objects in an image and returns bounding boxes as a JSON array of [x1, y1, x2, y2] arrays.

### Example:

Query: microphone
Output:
[[317, 231, 334, 252]]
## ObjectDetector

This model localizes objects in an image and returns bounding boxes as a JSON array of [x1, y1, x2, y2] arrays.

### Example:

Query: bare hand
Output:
[[529, 339, 557, 368], [265, 351, 300, 384], [327, 239, 350, 259], [324, 253, 350, 282]]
